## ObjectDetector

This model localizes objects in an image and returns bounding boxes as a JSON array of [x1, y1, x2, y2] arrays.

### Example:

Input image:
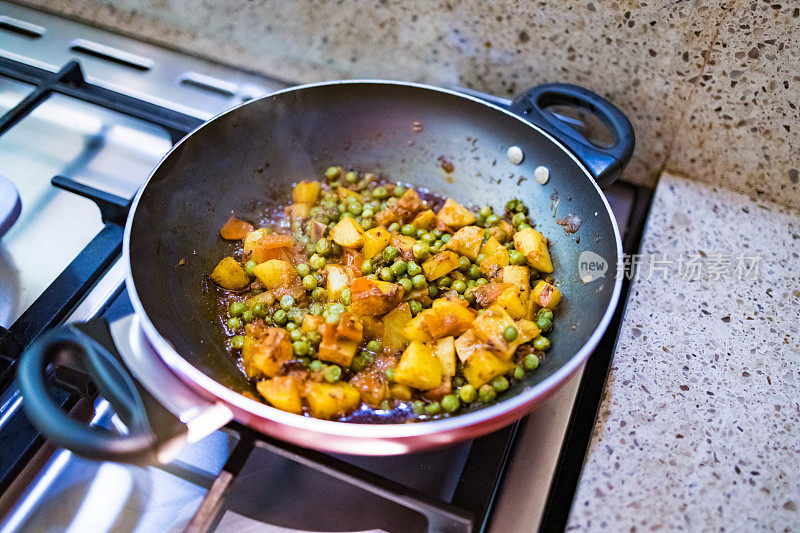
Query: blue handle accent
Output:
[[508, 83, 635, 188]]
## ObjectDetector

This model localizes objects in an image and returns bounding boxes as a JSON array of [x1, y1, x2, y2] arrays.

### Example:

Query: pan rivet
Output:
[[506, 145, 524, 165], [534, 165, 550, 185]]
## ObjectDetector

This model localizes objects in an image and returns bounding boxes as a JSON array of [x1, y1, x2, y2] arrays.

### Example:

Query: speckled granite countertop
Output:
[[566, 172, 800, 531]]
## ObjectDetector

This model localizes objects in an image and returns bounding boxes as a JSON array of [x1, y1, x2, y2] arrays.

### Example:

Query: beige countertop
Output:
[[563, 172, 800, 530]]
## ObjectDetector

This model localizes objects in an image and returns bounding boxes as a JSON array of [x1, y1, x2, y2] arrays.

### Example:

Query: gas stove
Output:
[[0, 4, 651, 531]]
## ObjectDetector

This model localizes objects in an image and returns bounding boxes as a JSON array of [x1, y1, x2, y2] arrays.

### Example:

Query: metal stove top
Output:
[[0, 4, 652, 531]]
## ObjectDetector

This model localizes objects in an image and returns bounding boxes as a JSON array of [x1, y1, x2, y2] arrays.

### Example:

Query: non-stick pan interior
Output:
[[127, 81, 619, 406]]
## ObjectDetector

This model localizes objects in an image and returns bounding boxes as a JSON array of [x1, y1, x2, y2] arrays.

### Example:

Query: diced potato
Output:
[[351, 368, 389, 407], [454, 329, 480, 363], [305, 382, 361, 419], [337, 187, 363, 203], [253, 259, 299, 291], [241, 327, 292, 378], [244, 229, 294, 263], [325, 264, 350, 299], [479, 237, 509, 279], [402, 311, 433, 342], [330, 217, 365, 248], [336, 312, 364, 343], [496, 286, 527, 319], [287, 203, 311, 219], [246, 291, 275, 308], [422, 250, 460, 281], [375, 206, 401, 226], [307, 219, 327, 242], [436, 198, 477, 231], [470, 305, 518, 360], [318, 322, 360, 367], [219, 215, 253, 240], [389, 383, 413, 401], [349, 277, 404, 315], [343, 249, 363, 272], [485, 219, 514, 243], [502, 266, 531, 296], [395, 341, 444, 390], [292, 180, 321, 204], [256, 376, 303, 414], [514, 227, 553, 273], [530, 280, 562, 309], [301, 314, 324, 333], [391, 234, 417, 261], [412, 209, 437, 230], [431, 336, 456, 376], [210, 257, 250, 290], [363, 226, 391, 260], [359, 314, 383, 339], [514, 319, 541, 344], [402, 301, 474, 342], [446, 226, 483, 260], [473, 282, 512, 308], [383, 303, 413, 353], [463, 350, 515, 388]]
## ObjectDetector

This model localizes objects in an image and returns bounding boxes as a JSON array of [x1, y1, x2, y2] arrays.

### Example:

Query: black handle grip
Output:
[[17, 320, 186, 464], [509, 83, 635, 188]]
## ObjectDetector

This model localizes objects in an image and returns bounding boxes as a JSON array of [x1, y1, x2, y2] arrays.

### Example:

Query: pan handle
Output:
[[17, 319, 188, 464], [508, 83, 635, 188]]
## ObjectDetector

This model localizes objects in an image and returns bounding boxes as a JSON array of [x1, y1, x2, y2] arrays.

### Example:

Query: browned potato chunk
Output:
[[305, 382, 361, 419], [219, 215, 253, 240], [402, 300, 475, 341], [318, 314, 363, 367], [431, 336, 456, 376], [210, 257, 250, 290], [244, 229, 294, 263], [241, 327, 292, 378], [479, 237, 509, 279], [349, 277, 404, 315], [256, 376, 303, 414], [502, 265, 531, 296], [436, 198, 477, 231], [383, 302, 413, 353], [473, 282, 513, 308], [394, 341, 444, 390], [446, 226, 483, 260], [462, 350, 515, 388], [396, 188, 425, 220], [292, 180, 320, 204], [412, 209, 437, 230], [530, 280, 562, 309], [330, 217, 365, 248], [363, 226, 391, 260], [253, 259, 299, 291], [286, 203, 311, 220], [454, 329, 480, 363], [513, 227, 553, 273], [391, 234, 417, 261], [495, 286, 527, 319], [422, 250, 460, 281], [485, 219, 514, 243]]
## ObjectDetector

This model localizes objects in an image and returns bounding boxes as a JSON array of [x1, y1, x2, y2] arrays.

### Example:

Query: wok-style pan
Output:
[[18, 80, 633, 463]]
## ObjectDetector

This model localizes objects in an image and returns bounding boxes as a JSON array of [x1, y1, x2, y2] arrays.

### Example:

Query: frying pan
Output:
[[17, 80, 633, 463]]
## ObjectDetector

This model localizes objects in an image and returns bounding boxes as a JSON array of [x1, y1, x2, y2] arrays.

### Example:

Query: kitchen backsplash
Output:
[[16, 0, 799, 209]]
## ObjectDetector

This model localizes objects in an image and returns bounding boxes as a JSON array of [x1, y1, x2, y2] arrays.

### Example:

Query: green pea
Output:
[[241, 310, 254, 323], [490, 376, 509, 393], [511, 212, 527, 227], [323, 365, 342, 383], [351, 351, 374, 372], [373, 186, 388, 199], [309, 254, 326, 270], [513, 365, 525, 380], [325, 166, 342, 180], [479, 205, 493, 218], [431, 229, 443, 239], [451, 280, 467, 294], [466, 279, 477, 289], [227, 317, 242, 330], [229, 335, 245, 350], [437, 276, 452, 288], [308, 330, 322, 345], [428, 285, 439, 298], [385, 367, 396, 382], [536, 315, 553, 332], [515, 202, 529, 214], [399, 277, 413, 293], [361, 258, 375, 275], [340, 288, 352, 306], [252, 303, 267, 318], [309, 360, 325, 372], [409, 300, 423, 316], [407, 228, 420, 240], [411, 274, 427, 289], [441, 394, 460, 413], [533, 336, 550, 351], [458, 256, 471, 271], [229, 301, 247, 317], [388, 222, 401, 233], [440, 234, 451, 244], [464, 291, 477, 305], [360, 217, 375, 230], [476, 277, 488, 286], [302, 274, 318, 290], [505, 199, 518, 212], [484, 214, 499, 227], [412, 242, 431, 260], [290, 309, 305, 325], [309, 302, 323, 316], [280, 294, 295, 310], [406, 261, 422, 277], [476, 253, 486, 263], [331, 242, 343, 256], [382, 246, 399, 262], [285, 322, 298, 331], [467, 264, 481, 279], [509, 250, 526, 266], [326, 313, 341, 324], [401, 224, 415, 236], [290, 328, 303, 342], [345, 171, 358, 184], [329, 303, 344, 315], [526, 350, 543, 370], [292, 340, 309, 357], [538, 308, 554, 321], [347, 202, 363, 216], [361, 206, 374, 218], [478, 384, 497, 403], [424, 402, 442, 415], [312, 287, 328, 302], [272, 309, 288, 326], [459, 384, 478, 403], [517, 222, 532, 231], [393, 185, 406, 198], [244, 260, 258, 277], [503, 325, 518, 342], [411, 400, 426, 415], [379, 267, 394, 282], [391, 260, 407, 277], [305, 243, 316, 255], [315, 239, 332, 257]]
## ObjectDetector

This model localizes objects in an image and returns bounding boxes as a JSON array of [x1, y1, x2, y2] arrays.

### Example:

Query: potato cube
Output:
[[375, 206, 401, 226], [325, 264, 350, 299], [301, 314, 324, 333], [514, 319, 541, 344], [210, 257, 250, 290], [391, 234, 417, 261], [446, 226, 483, 260], [402, 301, 474, 342], [502, 265, 531, 296], [256, 376, 303, 414], [363, 226, 391, 260], [422, 250, 460, 281], [330, 217, 365, 248], [454, 329, 480, 364], [395, 341, 444, 390], [287, 203, 311, 219], [351, 369, 390, 407], [292, 180, 321, 204], [337, 187, 363, 203], [219, 215, 253, 240], [349, 277, 404, 315], [479, 237, 509, 279], [436, 198, 477, 231], [253, 259, 299, 291], [305, 382, 361, 419], [463, 350, 515, 388], [402, 311, 433, 342], [241, 327, 292, 378], [530, 280, 562, 309], [318, 323, 359, 367], [496, 286, 527, 319], [431, 336, 456, 376], [383, 303, 413, 353], [246, 291, 275, 308], [473, 282, 512, 308], [336, 312, 364, 343], [412, 209, 437, 230], [485, 219, 514, 243], [244, 229, 294, 263], [513, 227, 553, 273], [470, 305, 517, 360]]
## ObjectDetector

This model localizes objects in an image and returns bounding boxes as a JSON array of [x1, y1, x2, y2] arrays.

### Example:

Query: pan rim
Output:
[[123, 79, 624, 439]]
